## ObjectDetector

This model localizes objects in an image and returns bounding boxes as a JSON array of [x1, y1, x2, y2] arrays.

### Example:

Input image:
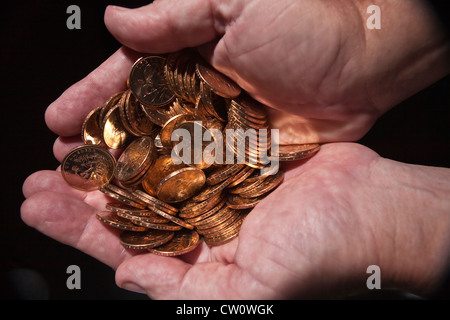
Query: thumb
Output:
[[104, 1, 219, 53]]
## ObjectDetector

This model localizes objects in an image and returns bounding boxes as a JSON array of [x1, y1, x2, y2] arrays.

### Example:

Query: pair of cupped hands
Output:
[[21, 0, 450, 299]]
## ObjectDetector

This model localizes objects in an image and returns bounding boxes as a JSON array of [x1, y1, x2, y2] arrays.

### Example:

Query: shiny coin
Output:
[[239, 170, 284, 198], [98, 186, 147, 209], [124, 91, 155, 136], [129, 55, 175, 107], [102, 184, 148, 207], [160, 113, 196, 149], [179, 192, 225, 219], [96, 211, 147, 231], [105, 202, 169, 224], [148, 229, 201, 256], [114, 136, 156, 183], [206, 164, 245, 186], [195, 59, 241, 98], [204, 214, 245, 246], [190, 177, 230, 202], [61, 145, 116, 191], [99, 91, 124, 125], [132, 219, 183, 231], [226, 194, 264, 209], [102, 103, 135, 149], [81, 105, 103, 145], [273, 143, 320, 161], [133, 189, 179, 215], [120, 229, 175, 249], [157, 167, 206, 203]]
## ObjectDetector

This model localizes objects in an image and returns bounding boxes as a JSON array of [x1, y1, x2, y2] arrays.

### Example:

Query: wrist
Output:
[[354, 0, 450, 114], [367, 158, 450, 296]]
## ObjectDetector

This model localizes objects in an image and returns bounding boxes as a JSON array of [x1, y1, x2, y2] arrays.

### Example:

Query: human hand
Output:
[[101, 0, 449, 144], [21, 0, 450, 299], [22, 141, 450, 298]]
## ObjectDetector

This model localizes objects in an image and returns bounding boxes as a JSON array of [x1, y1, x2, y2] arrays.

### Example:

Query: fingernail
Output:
[[120, 282, 147, 294]]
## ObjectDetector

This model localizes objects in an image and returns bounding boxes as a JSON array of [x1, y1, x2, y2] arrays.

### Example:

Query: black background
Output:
[[0, 0, 449, 300]]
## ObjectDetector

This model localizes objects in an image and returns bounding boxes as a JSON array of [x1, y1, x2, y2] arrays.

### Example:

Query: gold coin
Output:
[[230, 94, 268, 119], [98, 185, 146, 209], [156, 167, 206, 203], [197, 210, 241, 238], [120, 230, 175, 249], [102, 103, 135, 149], [204, 214, 245, 246], [132, 219, 183, 231], [140, 155, 184, 197], [160, 113, 196, 149], [195, 206, 237, 231], [129, 55, 175, 107], [190, 177, 230, 202], [124, 91, 155, 136], [96, 211, 147, 231], [171, 119, 222, 170], [105, 202, 169, 224], [273, 143, 321, 161], [195, 59, 241, 98], [226, 194, 264, 210], [206, 164, 245, 185], [61, 145, 116, 191], [81, 105, 103, 145], [239, 170, 284, 198], [102, 184, 148, 207], [184, 199, 227, 225], [141, 103, 176, 126], [99, 91, 124, 125], [148, 229, 201, 256], [143, 208, 194, 230], [133, 189, 179, 215], [114, 136, 156, 183], [179, 192, 225, 219], [226, 166, 255, 188]]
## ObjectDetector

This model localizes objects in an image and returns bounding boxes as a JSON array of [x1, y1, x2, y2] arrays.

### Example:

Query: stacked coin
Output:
[[61, 49, 320, 256]]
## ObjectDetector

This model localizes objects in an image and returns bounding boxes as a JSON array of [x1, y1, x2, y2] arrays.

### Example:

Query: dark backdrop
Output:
[[0, 0, 449, 299]]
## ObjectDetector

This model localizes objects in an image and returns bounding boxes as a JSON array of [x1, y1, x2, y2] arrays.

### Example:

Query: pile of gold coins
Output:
[[61, 49, 320, 256]]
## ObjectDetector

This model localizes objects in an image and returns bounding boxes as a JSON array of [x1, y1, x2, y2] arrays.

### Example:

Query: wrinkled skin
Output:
[[21, 0, 450, 299]]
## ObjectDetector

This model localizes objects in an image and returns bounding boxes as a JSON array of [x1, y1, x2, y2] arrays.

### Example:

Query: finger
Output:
[[115, 253, 262, 299], [45, 47, 141, 137], [104, 1, 219, 53], [53, 136, 84, 163], [22, 170, 110, 211], [21, 191, 136, 269], [23, 170, 84, 199]]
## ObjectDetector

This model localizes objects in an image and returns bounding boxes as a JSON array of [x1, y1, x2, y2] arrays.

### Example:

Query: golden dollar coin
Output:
[[195, 59, 241, 98], [148, 229, 201, 256], [273, 143, 321, 161], [114, 136, 157, 183], [120, 229, 175, 249], [156, 167, 206, 203], [129, 55, 175, 107], [96, 211, 147, 232], [102, 103, 135, 149], [61, 145, 116, 191], [81, 105, 103, 145], [98, 185, 147, 209], [226, 194, 264, 209], [239, 170, 284, 198]]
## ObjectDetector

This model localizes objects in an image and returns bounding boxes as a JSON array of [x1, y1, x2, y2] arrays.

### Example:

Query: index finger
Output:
[[45, 47, 142, 137]]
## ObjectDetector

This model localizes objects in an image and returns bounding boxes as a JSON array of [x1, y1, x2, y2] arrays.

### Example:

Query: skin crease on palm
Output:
[[20, 0, 450, 299]]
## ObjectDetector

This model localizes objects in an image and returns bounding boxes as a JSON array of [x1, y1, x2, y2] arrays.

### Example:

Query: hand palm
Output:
[[23, 142, 381, 299], [22, 0, 391, 299]]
